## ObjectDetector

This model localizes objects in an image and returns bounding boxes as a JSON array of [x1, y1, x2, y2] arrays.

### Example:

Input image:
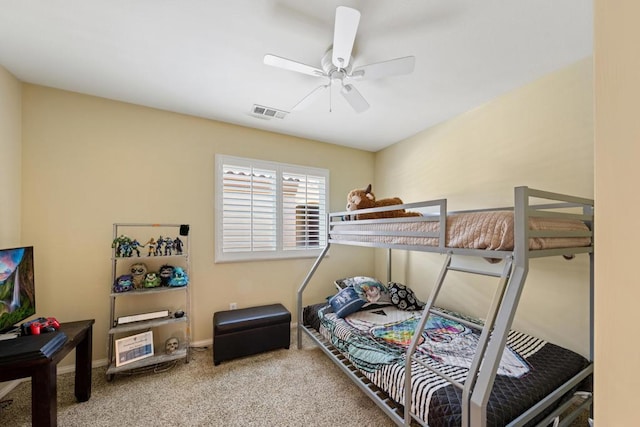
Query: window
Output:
[[215, 155, 329, 262]]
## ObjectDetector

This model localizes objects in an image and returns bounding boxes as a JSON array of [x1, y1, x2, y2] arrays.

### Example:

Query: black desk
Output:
[[0, 320, 94, 427]]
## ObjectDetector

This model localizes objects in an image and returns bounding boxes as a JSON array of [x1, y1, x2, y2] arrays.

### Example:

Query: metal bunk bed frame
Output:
[[297, 186, 594, 427]]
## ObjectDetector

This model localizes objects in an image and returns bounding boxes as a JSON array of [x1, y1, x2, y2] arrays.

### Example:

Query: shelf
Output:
[[106, 347, 188, 375], [110, 286, 187, 298], [108, 222, 190, 380], [110, 254, 187, 261], [109, 315, 188, 335]]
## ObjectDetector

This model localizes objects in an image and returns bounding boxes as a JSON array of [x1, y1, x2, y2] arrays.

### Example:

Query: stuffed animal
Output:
[[169, 267, 189, 287], [346, 184, 421, 220], [130, 262, 148, 289]]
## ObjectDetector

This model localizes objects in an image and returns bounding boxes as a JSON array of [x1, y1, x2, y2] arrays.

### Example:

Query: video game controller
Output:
[[21, 317, 61, 335]]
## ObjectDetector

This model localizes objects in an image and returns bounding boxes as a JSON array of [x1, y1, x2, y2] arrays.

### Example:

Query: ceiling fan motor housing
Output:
[[321, 49, 353, 78]]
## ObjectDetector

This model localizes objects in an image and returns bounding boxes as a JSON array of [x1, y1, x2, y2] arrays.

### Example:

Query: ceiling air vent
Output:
[[251, 104, 288, 120]]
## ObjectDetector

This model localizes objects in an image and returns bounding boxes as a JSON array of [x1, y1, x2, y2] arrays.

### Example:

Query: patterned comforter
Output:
[[330, 210, 591, 251], [304, 303, 589, 426]]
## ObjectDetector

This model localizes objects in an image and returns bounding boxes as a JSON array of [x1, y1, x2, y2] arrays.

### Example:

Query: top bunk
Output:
[[329, 186, 593, 262]]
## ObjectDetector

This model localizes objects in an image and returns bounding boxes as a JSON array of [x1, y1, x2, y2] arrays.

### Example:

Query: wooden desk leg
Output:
[[32, 362, 57, 427], [74, 324, 93, 402]]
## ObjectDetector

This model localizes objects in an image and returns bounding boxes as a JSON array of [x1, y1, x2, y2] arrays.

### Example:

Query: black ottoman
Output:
[[213, 303, 291, 365]]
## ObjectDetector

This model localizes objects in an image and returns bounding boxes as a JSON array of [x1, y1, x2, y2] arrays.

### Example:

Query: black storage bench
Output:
[[213, 303, 291, 365]]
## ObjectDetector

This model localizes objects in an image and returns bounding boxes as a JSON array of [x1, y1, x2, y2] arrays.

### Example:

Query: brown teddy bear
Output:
[[346, 184, 421, 220]]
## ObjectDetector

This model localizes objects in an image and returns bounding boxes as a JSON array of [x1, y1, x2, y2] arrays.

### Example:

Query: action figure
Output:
[[155, 236, 164, 256], [145, 238, 157, 256], [115, 235, 134, 257], [174, 237, 183, 255], [163, 237, 174, 256], [111, 235, 131, 257], [130, 239, 143, 257]]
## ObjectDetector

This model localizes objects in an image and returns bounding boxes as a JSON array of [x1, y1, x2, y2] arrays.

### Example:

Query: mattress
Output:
[[330, 210, 591, 251], [304, 303, 590, 426]]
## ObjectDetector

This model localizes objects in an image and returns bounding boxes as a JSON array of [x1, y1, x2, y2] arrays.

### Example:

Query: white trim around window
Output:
[[215, 155, 329, 263]]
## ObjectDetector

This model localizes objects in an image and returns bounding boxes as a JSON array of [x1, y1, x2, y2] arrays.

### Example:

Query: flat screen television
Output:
[[0, 246, 36, 334]]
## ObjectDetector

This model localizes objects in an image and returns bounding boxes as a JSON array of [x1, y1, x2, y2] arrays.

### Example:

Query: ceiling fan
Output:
[[264, 6, 415, 114]]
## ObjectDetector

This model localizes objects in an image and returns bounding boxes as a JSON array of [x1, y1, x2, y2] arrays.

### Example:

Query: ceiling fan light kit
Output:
[[263, 6, 415, 114]]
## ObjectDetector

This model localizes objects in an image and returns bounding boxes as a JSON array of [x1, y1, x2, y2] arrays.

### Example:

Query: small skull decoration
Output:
[[165, 337, 180, 355]]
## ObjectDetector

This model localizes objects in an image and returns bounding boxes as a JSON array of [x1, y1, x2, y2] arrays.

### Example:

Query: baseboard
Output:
[[0, 334, 274, 400], [0, 379, 22, 400], [0, 357, 110, 400], [191, 338, 212, 348]]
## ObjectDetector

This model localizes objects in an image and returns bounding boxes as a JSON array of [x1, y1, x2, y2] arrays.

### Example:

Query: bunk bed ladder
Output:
[[404, 252, 514, 426]]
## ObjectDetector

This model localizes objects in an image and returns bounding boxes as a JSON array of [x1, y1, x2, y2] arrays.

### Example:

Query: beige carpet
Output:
[[0, 334, 590, 426]]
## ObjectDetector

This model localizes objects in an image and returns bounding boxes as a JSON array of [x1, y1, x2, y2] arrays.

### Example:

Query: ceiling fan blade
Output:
[[292, 84, 329, 111], [350, 56, 416, 81], [264, 54, 324, 77], [341, 84, 369, 113], [332, 6, 360, 69]]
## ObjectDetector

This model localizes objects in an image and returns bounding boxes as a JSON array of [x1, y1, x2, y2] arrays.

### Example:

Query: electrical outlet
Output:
[[229, 302, 237, 310]]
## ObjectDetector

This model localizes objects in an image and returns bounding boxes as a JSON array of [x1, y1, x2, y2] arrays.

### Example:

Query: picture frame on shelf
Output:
[[115, 331, 154, 367]]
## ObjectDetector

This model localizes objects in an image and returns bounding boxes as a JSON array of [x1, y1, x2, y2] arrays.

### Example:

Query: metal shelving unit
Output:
[[106, 223, 191, 381]]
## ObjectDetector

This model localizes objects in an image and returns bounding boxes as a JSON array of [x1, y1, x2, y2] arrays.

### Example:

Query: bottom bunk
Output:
[[302, 299, 592, 426]]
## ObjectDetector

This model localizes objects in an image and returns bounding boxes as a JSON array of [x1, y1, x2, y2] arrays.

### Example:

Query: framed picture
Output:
[[115, 331, 154, 367]]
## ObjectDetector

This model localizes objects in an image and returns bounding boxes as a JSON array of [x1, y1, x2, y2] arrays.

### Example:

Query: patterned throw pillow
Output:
[[388, 282, 425, 311], [334, 276, 380, 290], [353, 281, 389, 305], [335, 276, 391, 305], [328, 286, 366, 318]]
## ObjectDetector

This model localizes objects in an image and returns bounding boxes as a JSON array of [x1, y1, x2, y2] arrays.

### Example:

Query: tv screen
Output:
[[0, 246, 36, 333]]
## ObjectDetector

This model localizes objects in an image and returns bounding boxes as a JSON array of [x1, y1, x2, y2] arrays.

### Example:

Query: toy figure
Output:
[[155, 236, 164, 256], [130, 263, 148, 289], [345, 184, 421, 220], [111, 235, 124, 257], [113, 274, 133, 293], [174, 237, 183, 255], [120, 238, 132, 257], [145, 238, 157, 256], [163, 237, 174, 256], [130, 239, 143, 257], [143, 272, 161, 288], [159, 265, 174, 286], [111, 235, 133, 257], [168, 267, 189, 287]]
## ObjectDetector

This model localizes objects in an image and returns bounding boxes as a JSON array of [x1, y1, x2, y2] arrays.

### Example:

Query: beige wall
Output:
[[0, 65, 22, 247], [594, 1, 640, 424], [9, 26, 631, 424], [374, 58, 594, 357], [20, 85, 375, 362]]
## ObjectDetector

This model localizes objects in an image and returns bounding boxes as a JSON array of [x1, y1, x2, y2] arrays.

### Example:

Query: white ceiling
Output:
[[0, 1, 592, 152]]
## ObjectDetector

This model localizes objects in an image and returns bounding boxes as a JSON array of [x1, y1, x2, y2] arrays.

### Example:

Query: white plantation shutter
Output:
[[282, 172, 326, 250], [221, 165, 277, 253], [215, 155, 329, 262]]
